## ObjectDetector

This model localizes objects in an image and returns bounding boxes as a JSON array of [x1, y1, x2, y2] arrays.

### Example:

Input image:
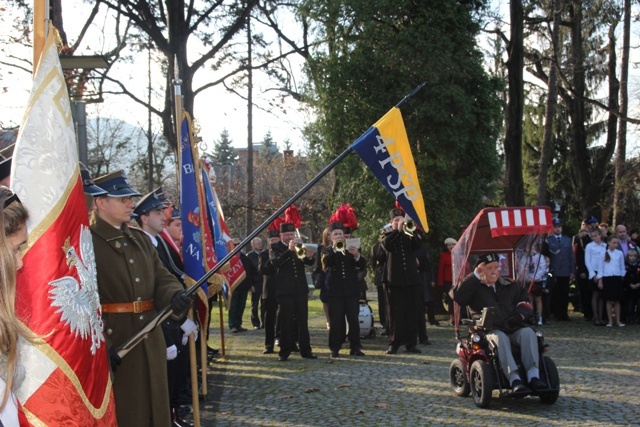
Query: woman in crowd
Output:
[[585, 228, 607, 326], [437, 238, 456, 325], [524, 241, 548, 326], [596, 235, 626, 327], [0, 186, 30, 424]]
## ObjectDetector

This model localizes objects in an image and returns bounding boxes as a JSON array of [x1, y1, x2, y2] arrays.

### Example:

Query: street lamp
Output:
[[59, 55, 108, 165]]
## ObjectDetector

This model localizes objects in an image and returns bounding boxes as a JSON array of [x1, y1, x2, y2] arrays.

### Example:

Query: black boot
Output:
[[172, 407, 194, 427]]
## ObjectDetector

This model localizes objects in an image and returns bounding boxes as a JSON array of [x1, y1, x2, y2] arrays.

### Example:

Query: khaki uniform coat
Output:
[[91, 215, 184, 427]]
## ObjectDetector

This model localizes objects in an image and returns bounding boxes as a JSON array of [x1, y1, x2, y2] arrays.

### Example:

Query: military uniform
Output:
[[267, 237, 315, 360], [92, 172, 185, 427], [322, 243, 366, 354], [382, 210, 423, 353]]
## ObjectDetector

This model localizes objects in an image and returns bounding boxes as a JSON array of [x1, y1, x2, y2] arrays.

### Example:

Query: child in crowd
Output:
[[524, 242, 548, 326], [596, 235, 626, 327], [624, 249, 640, 324], [585, 228, 607, 325]]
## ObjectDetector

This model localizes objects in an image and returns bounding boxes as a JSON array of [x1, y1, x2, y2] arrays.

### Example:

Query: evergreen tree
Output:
[[302, 0, 502, 250], [212, 129, 237, 166], [260, 131, 278, 158]]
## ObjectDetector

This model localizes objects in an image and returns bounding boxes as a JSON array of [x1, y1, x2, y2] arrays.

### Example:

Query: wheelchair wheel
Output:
[[449, 359, 470, 397], [469, 360, 494, 408], [539, 356, 560, 404]]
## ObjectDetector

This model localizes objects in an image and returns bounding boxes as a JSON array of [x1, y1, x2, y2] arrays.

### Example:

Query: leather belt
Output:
[[102, 300, 154, 314]]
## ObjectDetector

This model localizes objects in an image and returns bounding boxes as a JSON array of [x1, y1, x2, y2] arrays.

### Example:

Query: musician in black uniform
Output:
[[133, 188, 195, 427], [372, 224, 391, 333], [247, 237, 265, 329], [261, 229, 280, 354], [265, 222, 317, 361], [382, 208, 423, 354], [322, 222, 366, 358]]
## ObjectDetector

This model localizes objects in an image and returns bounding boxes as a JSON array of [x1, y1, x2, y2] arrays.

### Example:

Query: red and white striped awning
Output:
[[487, 207, 553, 237]]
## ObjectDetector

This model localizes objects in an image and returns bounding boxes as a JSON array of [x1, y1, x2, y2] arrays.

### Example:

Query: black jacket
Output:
[[381, 229, 422, 287], [322, 247, 366, 298], [453, 273, 531, 332], [266, 241, 314, 297]]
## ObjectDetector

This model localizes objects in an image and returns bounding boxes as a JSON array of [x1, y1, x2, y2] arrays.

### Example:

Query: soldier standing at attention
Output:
[[91, 171, 193, 427]]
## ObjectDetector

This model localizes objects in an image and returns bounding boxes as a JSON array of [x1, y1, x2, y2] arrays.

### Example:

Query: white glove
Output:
[[182, 329, 198, 346], [166, 345, 178, 361], [180, 318, 197, 336]]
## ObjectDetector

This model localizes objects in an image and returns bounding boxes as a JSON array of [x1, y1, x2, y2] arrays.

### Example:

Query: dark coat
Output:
[[371, 241, 386, 288], [543, 234, 575, 277], [260, 248, 277, 299], [322, 247, 366, 298], [267, 241, 314, 297], [91, 215, 184, 427], [453, 272, 530, 332], [247, 250, 264, 293], [381, 229, 422, 287]]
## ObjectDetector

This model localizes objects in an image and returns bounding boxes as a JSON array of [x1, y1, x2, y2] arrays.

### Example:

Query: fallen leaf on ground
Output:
[[305, 388, 319, 393], [355, 409, 365, 414], [337, 384, 352, 388], [375, 403, 389, 409], [279, 395, 295, 400]]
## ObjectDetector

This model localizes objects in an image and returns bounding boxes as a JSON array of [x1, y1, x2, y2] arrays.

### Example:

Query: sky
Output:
[[0, 1, 311, 154], [2, 1, 640, 157]]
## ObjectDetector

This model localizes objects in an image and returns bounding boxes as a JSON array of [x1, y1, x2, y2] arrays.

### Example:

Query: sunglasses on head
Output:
[[0, 186, 19, 209]]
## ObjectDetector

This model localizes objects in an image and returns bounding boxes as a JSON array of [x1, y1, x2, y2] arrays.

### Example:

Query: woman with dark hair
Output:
[[0, 186, 31, 424]]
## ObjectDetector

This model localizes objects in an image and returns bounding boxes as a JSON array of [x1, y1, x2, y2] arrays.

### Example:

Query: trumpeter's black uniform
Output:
[[323, 238, 366, 354], [382, 208, 423, 353], [261, 230, 280, 354], [266, 224, 316, 360]]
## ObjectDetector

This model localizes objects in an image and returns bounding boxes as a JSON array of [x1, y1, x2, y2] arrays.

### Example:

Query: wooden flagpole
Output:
[[33, 0, 50, 74]]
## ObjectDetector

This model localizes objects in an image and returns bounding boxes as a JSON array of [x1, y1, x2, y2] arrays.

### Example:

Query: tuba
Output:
[[403, 219, 416, 237], [334, 240, 346, 255]]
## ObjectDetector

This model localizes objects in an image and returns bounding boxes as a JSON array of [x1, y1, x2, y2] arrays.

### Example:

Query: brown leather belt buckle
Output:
[[132, 301, 144, 313]]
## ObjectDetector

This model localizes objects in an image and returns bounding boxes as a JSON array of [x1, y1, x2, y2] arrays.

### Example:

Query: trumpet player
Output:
[[382, 208, 424, 355], [265, 222, 317, 361], [322, 222, 366, 358]]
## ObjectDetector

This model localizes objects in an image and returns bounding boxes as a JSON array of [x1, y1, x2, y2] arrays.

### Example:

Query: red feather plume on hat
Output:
[[284, 204, 302, 228], [331, 203, 358, 230], [269, 216, 285, 231]]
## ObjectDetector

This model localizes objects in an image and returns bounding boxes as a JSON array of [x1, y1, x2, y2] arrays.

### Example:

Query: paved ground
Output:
[[191, 293, 640, 426]]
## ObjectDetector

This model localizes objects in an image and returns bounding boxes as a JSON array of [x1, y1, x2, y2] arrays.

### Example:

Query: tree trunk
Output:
[[537, 0, 561, 206], [566, 1, 592, 217], [504, 0, 525, 206], [613, 0, 630, 226], [246, 17, 255, 236]]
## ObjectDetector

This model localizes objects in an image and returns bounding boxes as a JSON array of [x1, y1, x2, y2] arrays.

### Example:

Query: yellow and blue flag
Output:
[[350, 107, 429, 232]]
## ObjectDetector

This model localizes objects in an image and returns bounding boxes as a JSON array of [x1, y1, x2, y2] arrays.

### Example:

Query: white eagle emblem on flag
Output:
[[49, 225, 104, 354]]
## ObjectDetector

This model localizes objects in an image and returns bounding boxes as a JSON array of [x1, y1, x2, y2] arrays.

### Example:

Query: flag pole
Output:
[[116, 82, 426, 358], [33, 0, 50, 74]]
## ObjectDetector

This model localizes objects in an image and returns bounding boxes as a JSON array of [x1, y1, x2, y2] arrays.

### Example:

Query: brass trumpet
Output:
[[403, 219, 417, 237], [295, 243, 307, 260], [334, 240, 346, 255]]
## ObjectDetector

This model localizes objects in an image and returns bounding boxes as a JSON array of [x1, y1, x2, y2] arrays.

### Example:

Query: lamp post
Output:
[[59, 55, 108, 165]]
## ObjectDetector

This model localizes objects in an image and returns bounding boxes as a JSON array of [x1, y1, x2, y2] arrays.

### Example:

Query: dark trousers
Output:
[[277, 294, 312, 357], [418, 302, 430, 343], [576, 275, 592, 319], [376, 285, 388, 328], [228, 287, 248, 329], [387, 284, 421, 350], [167, 343, 189, 408], [263, 297, 278, 349], [551, 276, 570, 320], [251, 289, 263, 328], [328, 295, 361, 351]]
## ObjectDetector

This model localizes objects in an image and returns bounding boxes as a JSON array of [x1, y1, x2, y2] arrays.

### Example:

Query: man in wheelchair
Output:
[[453, 253, 547, 393]]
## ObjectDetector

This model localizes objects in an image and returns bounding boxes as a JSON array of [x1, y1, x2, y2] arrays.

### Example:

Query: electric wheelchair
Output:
[[449, 307, 560, 408]]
